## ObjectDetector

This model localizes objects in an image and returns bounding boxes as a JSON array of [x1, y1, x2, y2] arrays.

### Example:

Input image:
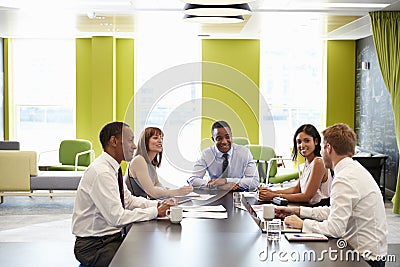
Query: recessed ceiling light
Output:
[[87, 11, 96, 19]]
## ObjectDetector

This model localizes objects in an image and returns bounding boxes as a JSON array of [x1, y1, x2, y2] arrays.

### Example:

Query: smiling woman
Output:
[[125, 127, 193, 199]]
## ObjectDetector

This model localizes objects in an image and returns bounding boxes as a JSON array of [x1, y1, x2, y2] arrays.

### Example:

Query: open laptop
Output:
[[241, 196, 301, 233]]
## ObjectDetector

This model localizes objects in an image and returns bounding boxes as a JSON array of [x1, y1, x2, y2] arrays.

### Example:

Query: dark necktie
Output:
[[117, 167, 125, 209], [117, 167, 127, 236], [222, 153, 229, 178]]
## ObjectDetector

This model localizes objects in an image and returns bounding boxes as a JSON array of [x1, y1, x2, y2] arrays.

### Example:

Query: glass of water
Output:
[[232, 192, 242, 208], [267, 220, 281, 241]]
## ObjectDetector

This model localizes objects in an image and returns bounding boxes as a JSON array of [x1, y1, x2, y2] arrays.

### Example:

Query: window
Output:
[[260, 37, 324, 156], [10, 39, 76, 163], [135, 34, 201, 186]]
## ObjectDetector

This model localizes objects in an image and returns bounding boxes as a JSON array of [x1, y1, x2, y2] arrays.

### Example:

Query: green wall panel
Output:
[[76, 37, 134, 156], [116, 38, 134, 128], [76, 38, 93, 144], [91, 36, 116, 148], [202, 39, 260, 148], [3, 38, 11, 140], [326, 40, 356, 128]]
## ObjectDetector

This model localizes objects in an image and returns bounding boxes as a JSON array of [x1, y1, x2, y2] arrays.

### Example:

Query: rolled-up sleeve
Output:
[[91, 172, 158, 228], [187, 154, 208, 187], [300, 179, 353, 238]]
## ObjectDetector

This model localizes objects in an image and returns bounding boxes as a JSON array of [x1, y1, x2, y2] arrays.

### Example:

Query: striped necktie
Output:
[[221, 153, 229, 178]]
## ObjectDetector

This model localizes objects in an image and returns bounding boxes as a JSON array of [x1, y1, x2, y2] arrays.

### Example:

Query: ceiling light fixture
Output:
[[184, 3, 251, 16], [87, 11, 96, 19], [183, 14, 244, 24], [181, 0, 254, 4]]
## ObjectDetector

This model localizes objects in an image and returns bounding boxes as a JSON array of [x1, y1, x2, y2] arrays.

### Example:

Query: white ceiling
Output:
[[0, 0, 399, 40]]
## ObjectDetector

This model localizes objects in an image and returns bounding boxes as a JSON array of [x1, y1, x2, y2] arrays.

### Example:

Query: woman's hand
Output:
[[258, 187, 276, 201], [177, 185, 193, 196]]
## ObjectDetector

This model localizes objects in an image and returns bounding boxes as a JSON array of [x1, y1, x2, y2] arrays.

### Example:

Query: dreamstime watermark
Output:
[[258, 239, 397, 263]]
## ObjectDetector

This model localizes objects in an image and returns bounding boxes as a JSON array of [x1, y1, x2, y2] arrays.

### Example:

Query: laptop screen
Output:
[[241, 195, 264, 231], [241, 196, 301, 233]]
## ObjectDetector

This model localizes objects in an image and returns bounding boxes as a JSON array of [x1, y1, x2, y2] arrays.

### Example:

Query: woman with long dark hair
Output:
[[258, 124, 331, 206]]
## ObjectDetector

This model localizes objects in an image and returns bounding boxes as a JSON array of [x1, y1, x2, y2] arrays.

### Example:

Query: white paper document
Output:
[[175, 192, 215, 201], [183, 211, 228, 219], [174, 192, 201, 198], [180, 205, 226, 212], [241, 192, 257, 198], [193, 194, 216, 201]]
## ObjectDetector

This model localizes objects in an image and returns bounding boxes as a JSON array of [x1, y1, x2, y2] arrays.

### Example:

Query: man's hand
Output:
[[177, 185, 193, 196], [218, 182, 239, 191], [162, 198, 178, 206], [274, 206, 300, 219], [207, 178, 227, 187], [157, 199, 177, 217], [284, 215, 303, 229]]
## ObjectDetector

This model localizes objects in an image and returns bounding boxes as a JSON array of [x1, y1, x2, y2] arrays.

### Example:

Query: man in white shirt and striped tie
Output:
[[187, 120, 259, 191]]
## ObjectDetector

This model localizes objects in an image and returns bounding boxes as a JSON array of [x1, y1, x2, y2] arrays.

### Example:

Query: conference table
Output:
[[109, 190, 369, 267]]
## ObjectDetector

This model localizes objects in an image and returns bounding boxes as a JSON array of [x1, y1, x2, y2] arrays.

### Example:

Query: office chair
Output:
[[245, 144, 300, 184], [232, 137, 250, 146], [43, 139, 95, 171]]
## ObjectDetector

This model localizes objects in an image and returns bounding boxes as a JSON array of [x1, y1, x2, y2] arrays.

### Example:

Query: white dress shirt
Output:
[[187, 143, 259, 190], [300, 157, 387, 260], [72, 152, 158, 237]]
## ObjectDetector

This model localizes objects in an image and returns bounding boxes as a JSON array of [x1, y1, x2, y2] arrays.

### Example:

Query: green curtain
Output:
[[369, 11, 400, 214]]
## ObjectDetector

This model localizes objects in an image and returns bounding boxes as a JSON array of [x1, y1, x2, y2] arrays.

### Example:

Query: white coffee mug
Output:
[[166, 206, 183, 224], [262, 204, 275, 220]]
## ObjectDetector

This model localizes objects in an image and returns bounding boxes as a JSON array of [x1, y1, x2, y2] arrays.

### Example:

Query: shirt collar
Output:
[[334, 157, 353, 174], [102, 151, 121, 173], [214, 144, 234, 158]]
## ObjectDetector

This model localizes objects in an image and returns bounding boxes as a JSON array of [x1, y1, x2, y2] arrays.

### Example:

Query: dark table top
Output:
[[110, 190, 369, 267]]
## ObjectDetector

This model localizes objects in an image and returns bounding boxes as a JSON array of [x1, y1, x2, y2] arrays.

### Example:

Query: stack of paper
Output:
[[181, 205, 228, 219], [176, 192, 216, 201]]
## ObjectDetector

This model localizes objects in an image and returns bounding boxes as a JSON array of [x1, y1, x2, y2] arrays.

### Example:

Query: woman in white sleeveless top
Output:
[[258, 124, 331, 206]]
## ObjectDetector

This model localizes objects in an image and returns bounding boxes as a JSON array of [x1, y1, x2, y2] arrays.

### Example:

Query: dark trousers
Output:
[[74, 232, 124, 267]]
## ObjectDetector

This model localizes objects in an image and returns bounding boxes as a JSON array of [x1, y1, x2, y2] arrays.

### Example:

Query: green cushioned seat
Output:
[[45, 139, 94, 171], [232, 137, 250, 146], [47, 165, 89, 171], [245, 144, 299, 184], [268, 168, 300, 184]]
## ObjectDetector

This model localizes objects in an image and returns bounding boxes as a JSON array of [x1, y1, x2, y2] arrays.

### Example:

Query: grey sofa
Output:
[[0, 141, 84, 203]]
